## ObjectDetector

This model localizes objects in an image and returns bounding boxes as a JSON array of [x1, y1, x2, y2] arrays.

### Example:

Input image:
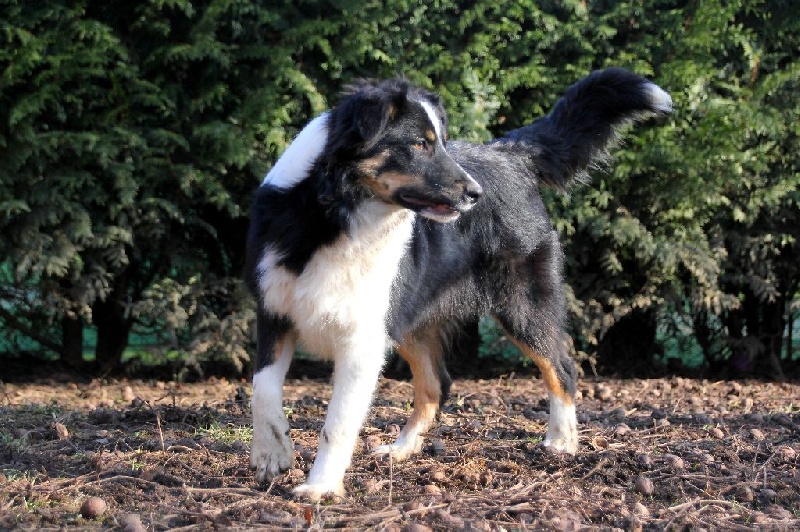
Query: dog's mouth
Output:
[[397, 193, 461, 222]]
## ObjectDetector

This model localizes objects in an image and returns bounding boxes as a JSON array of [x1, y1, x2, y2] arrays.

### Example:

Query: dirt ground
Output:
[[1, 374, 798, 530]]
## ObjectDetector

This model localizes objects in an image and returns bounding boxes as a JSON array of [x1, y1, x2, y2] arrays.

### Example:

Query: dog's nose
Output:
[[464, 179, 483, 202]]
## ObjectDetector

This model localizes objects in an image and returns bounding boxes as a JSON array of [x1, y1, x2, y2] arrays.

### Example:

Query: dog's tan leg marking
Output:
[[510, 338, 578, 454], [373, 329, 443, 461]]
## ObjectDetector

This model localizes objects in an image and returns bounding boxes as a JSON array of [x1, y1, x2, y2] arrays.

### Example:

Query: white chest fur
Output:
[[257, 201, 414, 358]]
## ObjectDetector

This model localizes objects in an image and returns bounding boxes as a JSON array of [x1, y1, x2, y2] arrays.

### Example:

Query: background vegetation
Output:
[[1, 0, 797, 379]]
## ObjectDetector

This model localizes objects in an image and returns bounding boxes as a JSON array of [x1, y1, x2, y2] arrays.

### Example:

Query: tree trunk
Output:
[[61, 315, 84, 367], [596, 308, 659, 376], [757, 296, 785, 379], [93, 295, 133, 373], [693, 309, 714, 365]]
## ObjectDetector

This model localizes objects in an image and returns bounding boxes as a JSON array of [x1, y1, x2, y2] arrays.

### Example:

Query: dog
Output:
[[245, 68, 672, 500]]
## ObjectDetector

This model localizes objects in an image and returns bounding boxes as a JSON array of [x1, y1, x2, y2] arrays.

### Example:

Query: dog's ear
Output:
[[334, 82, 406, 151], [352, 90, 398, 147], [348, 90, 404, 152]]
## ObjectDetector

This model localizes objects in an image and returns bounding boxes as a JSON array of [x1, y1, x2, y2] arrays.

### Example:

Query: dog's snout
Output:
[[464, 179, 483, 203]]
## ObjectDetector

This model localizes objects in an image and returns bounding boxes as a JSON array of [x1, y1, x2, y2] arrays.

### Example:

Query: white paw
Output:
[[250, 423, 294, 484], [543, 394, 578, 455], [293, 480, 345, 502], [371, 440, 419, 462], [542, 434, 578, 455]]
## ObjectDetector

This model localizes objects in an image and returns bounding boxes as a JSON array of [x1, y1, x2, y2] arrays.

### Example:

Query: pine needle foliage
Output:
[[0, 0, 797, 377]]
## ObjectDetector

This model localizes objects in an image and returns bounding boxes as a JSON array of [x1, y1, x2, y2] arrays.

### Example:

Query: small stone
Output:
[[431, 470, 447, 482], [53, 422, 69, 440], [709, 427, 725, 439], [759, 488, 778, 503], [423, 484, 442, 497], [595, 384, 613, 401], [775, 445, 797, 460], [614, 423, 631, 437], [634, 476, 654, 496], [122, 386, 135, 402], [361, 478, 386, 493], [120, 513, 146, 532], [434, 508, 464, 528], [363, 434, 383, 452], [402, 500, 421, 512], [749, 428, 765, 441], [297, 445, 315, 462], [430, 439, 446, 456], [637, 453, 654, 468], [737, 486, 754, 502], [663, 454, 685, 470], [654, 418, 671, 428], [743, 397, 754, 412], [80, 496, 107, 519], [632, 502, 650, 517]]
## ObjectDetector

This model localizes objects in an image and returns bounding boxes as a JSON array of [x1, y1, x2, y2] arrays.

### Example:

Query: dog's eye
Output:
[[413, 140, 430, 152]]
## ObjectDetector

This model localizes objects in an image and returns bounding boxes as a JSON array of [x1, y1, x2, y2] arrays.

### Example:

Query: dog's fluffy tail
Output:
[[493, 67, 672, 190]]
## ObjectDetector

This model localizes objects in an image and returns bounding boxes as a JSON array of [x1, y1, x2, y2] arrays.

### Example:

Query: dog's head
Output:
[[324, 80, 482, 223]]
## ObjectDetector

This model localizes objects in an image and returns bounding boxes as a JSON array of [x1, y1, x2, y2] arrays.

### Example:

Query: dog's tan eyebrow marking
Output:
[[425, 130, 436, 142]]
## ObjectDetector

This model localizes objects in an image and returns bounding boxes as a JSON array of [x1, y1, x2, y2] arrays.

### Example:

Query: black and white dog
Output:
[[245, 68, 672, 500]]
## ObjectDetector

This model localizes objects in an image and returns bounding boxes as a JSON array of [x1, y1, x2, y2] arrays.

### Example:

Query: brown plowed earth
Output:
[[1, 376, 798, 530]]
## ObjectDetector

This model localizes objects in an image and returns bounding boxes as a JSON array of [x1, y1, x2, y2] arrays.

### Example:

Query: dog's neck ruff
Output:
[[262, 113, 330, 190]]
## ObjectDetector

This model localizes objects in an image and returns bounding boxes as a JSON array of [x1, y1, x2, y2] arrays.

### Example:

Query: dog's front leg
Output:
[[293, 340, 386, 501], [251, 312, 296, 485]]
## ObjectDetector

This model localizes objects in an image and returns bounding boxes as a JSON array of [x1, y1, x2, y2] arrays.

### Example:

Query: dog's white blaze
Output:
[[418, 100, 443, 144], [262, 113, 330, 189], [544, 393, 578, 454], [643, 82, 673, 114]]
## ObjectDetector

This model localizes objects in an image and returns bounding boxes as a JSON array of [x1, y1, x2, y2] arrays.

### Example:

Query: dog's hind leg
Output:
[[251, 311, 297, 484], [494, 232, 579, 454], [508, 335, 578, 453], [373, 325, 450, 461]]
